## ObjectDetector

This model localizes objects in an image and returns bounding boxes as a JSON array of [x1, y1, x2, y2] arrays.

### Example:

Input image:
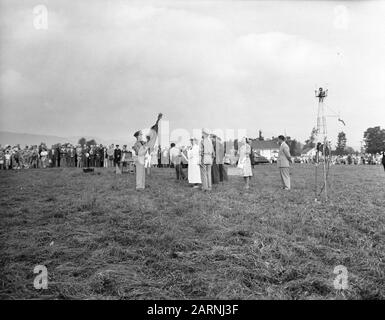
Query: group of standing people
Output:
[[168, 129, 228, 191], [0, 144, 51, 169], [131, 114, 294, 191], [0, 143, 139, 170], [235, 135, 292, 190], [0, 110, 296, 192]]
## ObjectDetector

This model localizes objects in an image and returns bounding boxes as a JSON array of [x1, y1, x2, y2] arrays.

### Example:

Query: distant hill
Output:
[[0, 131, 130, 147], [0, 131, 72, 147]]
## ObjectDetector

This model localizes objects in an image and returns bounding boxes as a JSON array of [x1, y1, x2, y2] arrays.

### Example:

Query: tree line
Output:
[[76, 126, 385, 157], [258, 126, 385, 156]]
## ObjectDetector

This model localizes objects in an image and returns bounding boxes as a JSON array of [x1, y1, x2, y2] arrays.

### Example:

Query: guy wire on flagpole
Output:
[[314, 86, 329, 202]]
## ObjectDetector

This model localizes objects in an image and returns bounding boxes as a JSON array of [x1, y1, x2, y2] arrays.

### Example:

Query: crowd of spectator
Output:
[[332, 153, 384, 165], [0, 143, 132, 170], [296, 152, 384, 166], [1, 142, 384, 171], [0, 142, 181, 170]]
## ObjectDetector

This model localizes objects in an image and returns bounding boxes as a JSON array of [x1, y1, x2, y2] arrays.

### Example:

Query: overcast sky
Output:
[[0, 0, 384, 148]]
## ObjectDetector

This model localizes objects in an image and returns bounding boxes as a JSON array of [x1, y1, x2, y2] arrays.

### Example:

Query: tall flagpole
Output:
[[315, 87, 328, 202]]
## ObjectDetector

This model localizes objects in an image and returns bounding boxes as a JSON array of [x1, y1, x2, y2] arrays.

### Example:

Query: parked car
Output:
[[294, 157, 302, 163], [224, 153, 239, 165], [253, 155, 270, 164]]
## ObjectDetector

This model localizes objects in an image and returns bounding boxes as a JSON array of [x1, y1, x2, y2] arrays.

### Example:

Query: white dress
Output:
[[187, 145, 202, 184], [238, 144, 253, 177], [40, 150, 48, 167]]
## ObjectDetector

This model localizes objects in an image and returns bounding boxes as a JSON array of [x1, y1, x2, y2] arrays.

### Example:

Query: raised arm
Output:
[[150, 113, 163, 133], [147, 113, 163, 150]]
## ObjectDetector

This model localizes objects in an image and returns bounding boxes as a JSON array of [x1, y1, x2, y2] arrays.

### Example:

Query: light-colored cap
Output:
[[202, 128, 210, 135]]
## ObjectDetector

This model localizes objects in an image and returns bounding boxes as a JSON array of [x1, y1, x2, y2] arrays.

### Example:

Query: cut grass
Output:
[[0, 164, 384, 299]]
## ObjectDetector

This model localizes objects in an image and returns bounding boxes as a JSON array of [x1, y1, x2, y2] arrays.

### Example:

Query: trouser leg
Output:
[[180, 165, 186, 179], [136, 163, 145, 189], [201, 165, 212, 190], [200, 166, 207, 190], [207, 165, 212, 190], [142, 166, 146, 186], [280, 167, 290, 189]]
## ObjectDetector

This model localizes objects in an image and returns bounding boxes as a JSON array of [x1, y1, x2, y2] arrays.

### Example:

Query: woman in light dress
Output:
[[40, 148, 48, 168], [151, 146, 158, 168], [237, 137, 253, 189], [182, 138, 202, 188]]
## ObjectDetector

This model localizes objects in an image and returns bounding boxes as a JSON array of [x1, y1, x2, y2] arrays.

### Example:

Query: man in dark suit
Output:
[[56, 144, 61, 167], [51, 145, 57, 167], [382, 151, 385, 172], [95, 145, 99, 167], [48, 148, 53, 168], [114, 145, 122, 174]]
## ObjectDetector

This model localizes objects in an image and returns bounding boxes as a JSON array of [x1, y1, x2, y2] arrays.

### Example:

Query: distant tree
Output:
[[288, 139, 303, 156], [285, 136, 292, 149], [258, 130, 264, 141], [284, 136, 302, 156], [78, 137, 86, 146], [345, 146, 356, 154], [335, 131, 347, 156], [86, 139, 97, 147], [304, 127, 317, 149], [364, 126, 385, 154]]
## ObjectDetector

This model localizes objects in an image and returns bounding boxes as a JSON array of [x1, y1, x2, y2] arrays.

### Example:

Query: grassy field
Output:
[[0, 164, 384, 300]]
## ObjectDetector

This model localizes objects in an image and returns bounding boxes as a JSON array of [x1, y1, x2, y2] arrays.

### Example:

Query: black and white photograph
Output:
[[0, 0, 384, 306]]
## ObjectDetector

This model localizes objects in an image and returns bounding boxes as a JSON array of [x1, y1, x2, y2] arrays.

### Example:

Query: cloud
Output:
[[0, 69, 23, 93], [234, 32, 337, 74]]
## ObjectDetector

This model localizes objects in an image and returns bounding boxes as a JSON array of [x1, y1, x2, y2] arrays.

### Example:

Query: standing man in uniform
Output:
[[200, 128, 214, 191], [114, 145, 122, 174], [133, 113, 162, 190], [277, 135, 293, 190]]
